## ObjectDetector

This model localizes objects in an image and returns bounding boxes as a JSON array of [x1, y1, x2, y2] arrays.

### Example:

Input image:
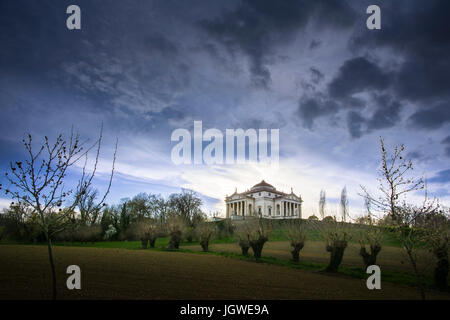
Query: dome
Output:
[[251, 180, 275, 191]]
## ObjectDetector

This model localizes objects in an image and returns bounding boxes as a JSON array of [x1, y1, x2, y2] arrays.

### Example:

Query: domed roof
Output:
[[251, 180, 275, 191]]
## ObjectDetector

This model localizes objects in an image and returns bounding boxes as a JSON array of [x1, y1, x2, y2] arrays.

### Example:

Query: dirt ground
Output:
[[0, 245, 448, 300]]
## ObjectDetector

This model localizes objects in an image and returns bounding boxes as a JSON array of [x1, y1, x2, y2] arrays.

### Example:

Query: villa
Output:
[[225, 180, 302, 219]]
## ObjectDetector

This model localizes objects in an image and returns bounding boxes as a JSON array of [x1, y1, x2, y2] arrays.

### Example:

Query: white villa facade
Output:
[[225, 180, 302, 219]]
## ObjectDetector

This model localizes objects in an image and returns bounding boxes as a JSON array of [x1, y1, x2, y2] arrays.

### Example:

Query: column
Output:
[[299, 202, 302, 219]]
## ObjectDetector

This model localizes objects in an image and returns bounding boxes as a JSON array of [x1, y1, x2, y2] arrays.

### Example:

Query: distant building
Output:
[[225, 180, 302, 219]]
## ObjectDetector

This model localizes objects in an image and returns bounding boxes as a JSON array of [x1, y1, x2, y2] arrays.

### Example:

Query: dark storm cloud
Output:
[[350, 0, 450, 130], [297, 57, 400, 136], [408, 102, 450, 130], [144, 34, 178, 55], [198, 0, 356, 88], [328, 57, 391, 98], [367, 94, 402, 130], [440, 136, 450, 157], [297, 96, 339, 129], [340, 94, 403, 138], [297, 1, 450, 137], [310, 67, 324, 85], [346, 111, 365, 138], [309, 39, 322, 50]]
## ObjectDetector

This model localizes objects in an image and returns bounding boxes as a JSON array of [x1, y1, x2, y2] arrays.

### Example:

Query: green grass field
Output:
[[1, 244, 449, 300]]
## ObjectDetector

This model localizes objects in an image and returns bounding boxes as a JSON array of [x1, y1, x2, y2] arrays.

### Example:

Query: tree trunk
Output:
[[406, 247, 426, 300], [47, 236, 57, 300], [169, 231, 182, 249], [433, 245, 449, 292], [359, 244, 381, 269], [200, 239, 209, 252], [141, 238, 148, 249], [249, 236, 268, 259], [149, 237, 156, 248], [290, 241, 305, 262], [326, 240, 347, 272], [239, 240, 250, 256]]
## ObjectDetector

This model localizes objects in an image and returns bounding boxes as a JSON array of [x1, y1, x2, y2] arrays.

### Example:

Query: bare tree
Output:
[[354, 194, 383, 269], [286, 220, 306, 262], [358, 227, 383, 269], [312, 201, 351, 272], [168, 189, 204, 227], [77, 187, 101, 224], [77, 127, 117, 225], [421, 207, 449, 291], [166, 215, 186, 249], [360, 137, 436, 299], [360, 138, 424, 223], [322, 219, 351, 272], [235, 223, 251, 256], [196, 222, 215, 252], [132, 218, 160, 249], [241, 218, 272, 259], [2, 128, 116, 299]]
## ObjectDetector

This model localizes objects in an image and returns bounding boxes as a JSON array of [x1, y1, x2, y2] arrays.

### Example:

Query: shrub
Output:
[[322, 216, 336, 223], [166, 216, 186, 249], [76, 225, 103, 243], [358, 227, 383, 269], [54, 224, 103, 243], [238, 239, 250, 255], [286, 220, 306, 262], [130, 218, 161, 249], [243, 218, 272, 259], [312, 217, 351, 272], [185, 226, 196, 243], [104, 224, 117, 240], [196, 222, 215, 252], [235, 223, 251, 256]]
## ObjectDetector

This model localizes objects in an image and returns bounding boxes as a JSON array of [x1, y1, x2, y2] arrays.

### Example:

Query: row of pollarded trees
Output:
[[129, 215, 223, 251], [230, 137, 449, 299], [359, 137, 449, 298], [308, 138, 449, 297]]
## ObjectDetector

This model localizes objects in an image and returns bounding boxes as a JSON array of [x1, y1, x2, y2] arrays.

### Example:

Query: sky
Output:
[[0, 0, 449, 218]]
